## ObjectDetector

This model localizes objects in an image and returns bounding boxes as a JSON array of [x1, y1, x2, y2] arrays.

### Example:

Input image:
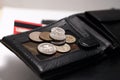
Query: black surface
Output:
[[78, 36, 100, 49], [57, 9, 120, 80], [58, 52, 120, 80], [85, 9, 120, 22], [15, 21, 42, 29], [41, 20, 57, 25], [85, 9, 120, 47]]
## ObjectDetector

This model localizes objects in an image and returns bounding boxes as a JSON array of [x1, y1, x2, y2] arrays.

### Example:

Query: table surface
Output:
[[0, 7, 77, 80]]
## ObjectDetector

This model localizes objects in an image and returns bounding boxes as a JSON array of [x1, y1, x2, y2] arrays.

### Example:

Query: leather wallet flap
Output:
[[86, 9, 120, 22]]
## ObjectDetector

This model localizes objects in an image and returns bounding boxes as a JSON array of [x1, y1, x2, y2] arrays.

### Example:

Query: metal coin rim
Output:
[[66, 34, 76, 44], [29, 31, 43, 42], [39, 32, 52, 41], [51, 27, 65, 34], [37, 43, 57, 55], [49, 32, 66, 41], [55, 43, 71, 53], [51, 40, 66, 45]]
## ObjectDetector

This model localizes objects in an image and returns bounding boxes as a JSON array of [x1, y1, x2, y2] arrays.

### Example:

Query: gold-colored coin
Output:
[[56, 43, 71, 53], [39, 32, 52, 41], [29, 31, 43, 42], [66, 34, 76, 44]]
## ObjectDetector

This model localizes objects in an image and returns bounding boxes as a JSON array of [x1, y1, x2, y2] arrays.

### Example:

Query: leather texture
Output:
[[85, 9, 120, 22]]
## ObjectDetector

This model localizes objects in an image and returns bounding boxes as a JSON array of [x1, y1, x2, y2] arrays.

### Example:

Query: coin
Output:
[[50, 32, 66, 41], [29, 31, 43, 42], [37, 43, 56, 55], [39, 32, 52, 41], [56, 43, 71, 53], [51, 27, 65, 34], [66, 34, 76, 44], [50, 27, 66, 41], [51, 40, 66, 45]]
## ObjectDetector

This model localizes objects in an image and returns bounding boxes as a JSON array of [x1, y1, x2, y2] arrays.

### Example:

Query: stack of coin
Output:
[[50, 27, 66, 41], [28, 27, 77, 55], [50, 27, 66, 45]]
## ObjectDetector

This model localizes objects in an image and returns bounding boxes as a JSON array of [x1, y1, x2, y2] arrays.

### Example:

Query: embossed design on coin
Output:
[[66, 34, 76, 43], [50, 27, 66, 40], [50, 32, 66, 41], [56, 43, 71, 53], [39, 32, 52, 41], [37, 43, 56, 55], [29, 31, 43, 42], [51, 27, 65, 34]]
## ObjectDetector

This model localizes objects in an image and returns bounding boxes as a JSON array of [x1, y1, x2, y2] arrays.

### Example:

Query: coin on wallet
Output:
[[37, 43, 56, 55], [66, 34, 76, 44], [51, 27, 65, 34], [39, 32, 52, 41], [29, 31, 43, 42], [51, 40, 66, 45], [50, 32, 66, 41], [56, 43, 71, 53]]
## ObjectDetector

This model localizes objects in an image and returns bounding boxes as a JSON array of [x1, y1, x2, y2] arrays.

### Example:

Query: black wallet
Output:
[[1, 9, 120, 80]]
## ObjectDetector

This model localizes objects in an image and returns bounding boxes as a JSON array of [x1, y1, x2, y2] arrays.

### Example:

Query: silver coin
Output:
[[29, 31, 43, 42], [56, 43, 71, 53], [50, 32, 66, 41], [37, 43, 56, 55], [66, 34, 76, 44], [51, 27, 65, 34]]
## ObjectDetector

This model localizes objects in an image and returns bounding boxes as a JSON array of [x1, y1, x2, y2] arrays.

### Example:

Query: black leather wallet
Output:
[[1, 9, 120, 80]]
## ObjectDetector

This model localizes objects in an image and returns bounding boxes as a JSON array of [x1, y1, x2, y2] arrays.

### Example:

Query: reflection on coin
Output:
[[56, 44, 71, 53], [50, 32, 66, 41], [66, 34, 76, 44], [29, 31, 43, 42], [37, 43, 56, 55], [51, 27, 65, 34], [39, 32, 52, 41], [51, 40, 66, 45]]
